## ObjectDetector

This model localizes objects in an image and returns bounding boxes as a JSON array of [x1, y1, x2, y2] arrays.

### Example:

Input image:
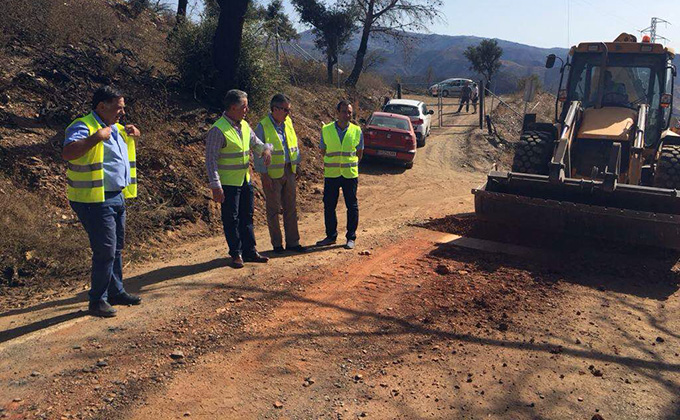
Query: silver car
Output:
[[428, 78, 476, 97]]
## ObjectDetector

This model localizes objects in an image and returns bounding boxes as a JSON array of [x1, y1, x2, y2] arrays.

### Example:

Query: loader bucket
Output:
[[473, 171, 680, 250]]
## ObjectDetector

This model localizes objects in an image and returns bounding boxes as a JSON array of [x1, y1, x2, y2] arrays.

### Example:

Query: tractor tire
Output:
[[653, 145, 680, 189], [511, 130, 555, 175]]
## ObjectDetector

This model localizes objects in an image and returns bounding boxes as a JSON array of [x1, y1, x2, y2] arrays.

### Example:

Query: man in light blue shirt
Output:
[[63, 86, 142, 318]]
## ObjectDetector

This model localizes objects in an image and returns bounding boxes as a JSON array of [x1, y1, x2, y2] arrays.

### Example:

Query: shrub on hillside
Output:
[[167, 18, 284, 112]]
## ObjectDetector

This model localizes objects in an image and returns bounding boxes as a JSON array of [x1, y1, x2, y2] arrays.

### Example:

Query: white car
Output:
[[382, 99, 434, 147]]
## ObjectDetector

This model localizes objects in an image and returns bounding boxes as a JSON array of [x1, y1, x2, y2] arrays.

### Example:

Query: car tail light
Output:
[[413, 119, 424, 125]]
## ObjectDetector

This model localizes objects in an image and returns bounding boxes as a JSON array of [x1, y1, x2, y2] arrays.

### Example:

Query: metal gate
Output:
[[395, 80, 486, 129]]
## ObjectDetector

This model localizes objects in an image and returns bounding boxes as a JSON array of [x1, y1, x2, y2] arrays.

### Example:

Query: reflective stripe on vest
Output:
[[322, 122, 360, 179], [213, 117, 251, 186], [65, 113, 138, 203], [260, 115, 298, 179]]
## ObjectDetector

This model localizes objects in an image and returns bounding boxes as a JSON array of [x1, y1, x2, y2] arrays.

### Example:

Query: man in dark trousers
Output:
[[456, 81, 473, 113], [316, 100, 363, 250], [63, 86, 142, 317], [205, 89, 273, 268]]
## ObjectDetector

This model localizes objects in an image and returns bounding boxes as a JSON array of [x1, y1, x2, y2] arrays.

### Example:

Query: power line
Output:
[[570, 0, 640, 32]]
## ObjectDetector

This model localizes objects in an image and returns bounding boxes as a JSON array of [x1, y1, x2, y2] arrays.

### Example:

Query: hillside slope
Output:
[[0, 0, 390, 309]]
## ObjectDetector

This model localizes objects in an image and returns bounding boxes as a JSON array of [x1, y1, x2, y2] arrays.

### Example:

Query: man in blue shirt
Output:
[[316, 100, 364, 250], [63, 86, 142, 317]]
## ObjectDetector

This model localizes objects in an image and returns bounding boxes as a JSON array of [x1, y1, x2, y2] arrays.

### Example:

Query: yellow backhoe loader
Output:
[[474, 33, 680, 248]]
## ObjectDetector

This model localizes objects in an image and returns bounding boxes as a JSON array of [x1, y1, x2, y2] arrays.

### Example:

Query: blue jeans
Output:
[[70, 192, 126, 303]]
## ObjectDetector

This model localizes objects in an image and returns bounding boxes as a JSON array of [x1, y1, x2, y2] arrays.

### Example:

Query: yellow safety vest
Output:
[[322, 122, 360, 179], [65, 112, 137, 203], [213, 117, 251, 187], [260, 115, 299, 179]]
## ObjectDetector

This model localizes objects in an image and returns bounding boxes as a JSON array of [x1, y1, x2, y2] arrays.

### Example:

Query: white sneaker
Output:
[[345, 239, 355, 249]]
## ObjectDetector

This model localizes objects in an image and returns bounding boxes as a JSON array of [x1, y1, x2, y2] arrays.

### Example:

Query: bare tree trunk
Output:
[[345, 3, 374, 88], [213, 0, 249, 92], [176, 0, 188, 22], [327, 54, 336, 85]]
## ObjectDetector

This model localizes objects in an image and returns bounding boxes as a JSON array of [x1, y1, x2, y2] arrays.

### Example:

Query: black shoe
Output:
[[243, 251, 269, 263], [108, 292, 142, 306], [89, 300, 117, 317], [231, 255, 244, 269], [315, 237, 337, 246], [286, 245, 307, 253], [273, 246, 285, 254]]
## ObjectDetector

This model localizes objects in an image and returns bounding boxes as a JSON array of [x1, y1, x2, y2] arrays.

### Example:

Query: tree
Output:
[[212, 0, 250, 89], [344, 0, 442, 88], [292, 0, 356, 85], [254, 0, 298, 42], [463, 39, 503, 85]]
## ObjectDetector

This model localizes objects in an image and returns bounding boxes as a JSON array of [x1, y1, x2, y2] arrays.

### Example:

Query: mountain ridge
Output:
[[294, 30, 679, 104]]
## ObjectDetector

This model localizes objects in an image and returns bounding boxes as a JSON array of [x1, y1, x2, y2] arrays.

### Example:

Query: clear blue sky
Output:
[[180, 0, 680, 49]]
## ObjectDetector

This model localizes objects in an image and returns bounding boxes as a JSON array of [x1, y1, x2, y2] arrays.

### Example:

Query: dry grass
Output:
[[489, 90, 557, 141], [0, 179, 88, 287]]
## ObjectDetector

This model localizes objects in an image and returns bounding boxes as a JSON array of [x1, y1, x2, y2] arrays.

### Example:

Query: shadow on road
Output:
[[419, 213, 680, 300]]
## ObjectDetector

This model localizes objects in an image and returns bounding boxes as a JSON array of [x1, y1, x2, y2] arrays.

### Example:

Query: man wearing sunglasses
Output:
[[253, 94, 306, 254]]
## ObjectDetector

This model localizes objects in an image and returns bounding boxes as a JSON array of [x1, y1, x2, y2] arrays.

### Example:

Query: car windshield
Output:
[[383, 104, 419, 117], [567, 52, 665, 145], [368, 115, 410, 131]]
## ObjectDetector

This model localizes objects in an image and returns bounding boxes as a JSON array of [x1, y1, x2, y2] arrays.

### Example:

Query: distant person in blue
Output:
[[62, 86, 142, 318]]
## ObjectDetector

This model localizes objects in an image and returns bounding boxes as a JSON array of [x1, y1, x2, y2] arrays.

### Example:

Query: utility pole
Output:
[[275, 23, 280, 64], [336, 37, 341, 89], [640, 17, 671, 45]]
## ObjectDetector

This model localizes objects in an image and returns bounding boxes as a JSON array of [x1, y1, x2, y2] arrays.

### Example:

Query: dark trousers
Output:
[[221, 180, 257, 258], [323, 176, 359, 241], [457, 96, 471, 113], [70, 191, 126, 303]]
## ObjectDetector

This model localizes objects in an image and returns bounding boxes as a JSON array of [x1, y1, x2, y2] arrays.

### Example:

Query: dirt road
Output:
[[2, 97, 679, 419]]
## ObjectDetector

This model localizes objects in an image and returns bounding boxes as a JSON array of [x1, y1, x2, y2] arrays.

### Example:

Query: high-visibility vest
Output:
[[65, 112, 137, 203], [260, 115, 299, 179], [213, 117, 251, 187], [322, 122, 360, 179]]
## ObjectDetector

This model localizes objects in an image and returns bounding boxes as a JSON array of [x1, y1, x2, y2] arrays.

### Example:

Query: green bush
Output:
[[167, 18, 285, 113]]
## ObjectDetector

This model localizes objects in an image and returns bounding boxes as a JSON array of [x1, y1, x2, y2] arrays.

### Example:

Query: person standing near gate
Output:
[[253, 94, 306, 254], [205, 89, 273, 269], [456, 81, 472, 114], [316, 100, 363, 250], [63, 85, 142, 318], [471, 83, 479, 114]]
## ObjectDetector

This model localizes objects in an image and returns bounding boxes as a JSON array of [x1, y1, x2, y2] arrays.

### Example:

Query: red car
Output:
[[362, 112, 417, 168]]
